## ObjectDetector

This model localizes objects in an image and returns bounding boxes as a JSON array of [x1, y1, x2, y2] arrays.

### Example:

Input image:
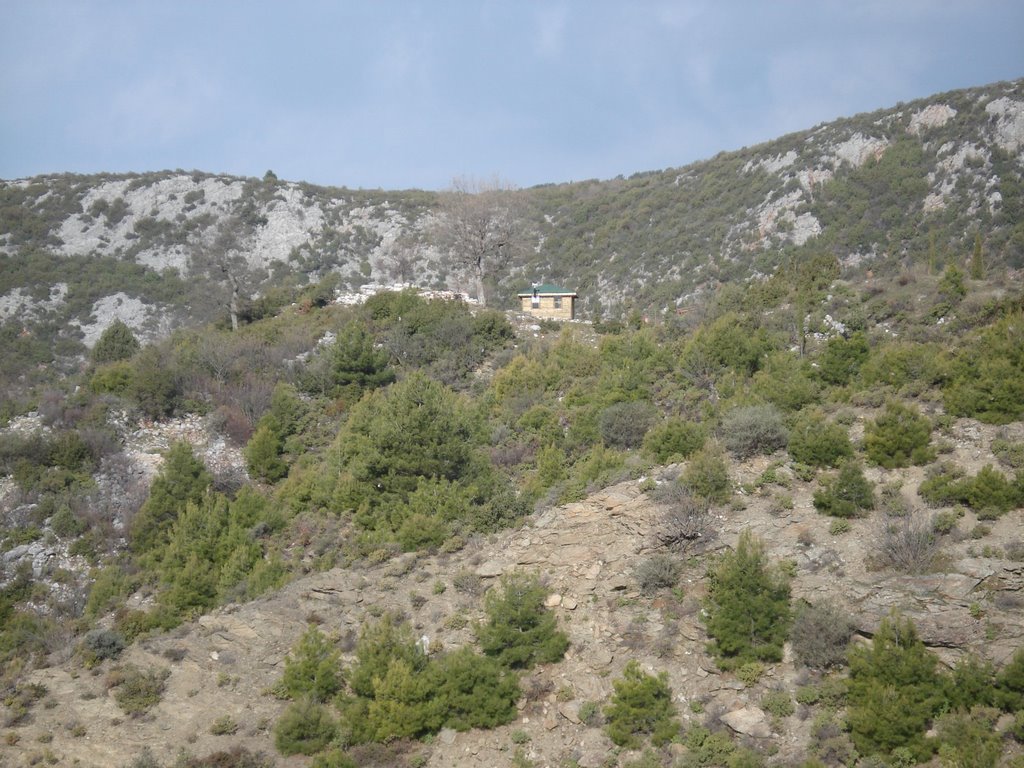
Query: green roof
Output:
[[517, 284, 576, 296]]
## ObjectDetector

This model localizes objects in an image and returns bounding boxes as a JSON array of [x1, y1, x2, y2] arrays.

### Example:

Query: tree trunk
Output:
[[474, 269, 487, 307]]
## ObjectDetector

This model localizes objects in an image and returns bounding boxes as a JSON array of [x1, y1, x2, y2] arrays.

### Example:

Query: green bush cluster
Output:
[[813, 460, 875, 518], [277, 615, 519, 752], [642, 418, 706, 462], [919, 462, 1023, 518], [864, 401, 934, 468], [787, 410, 852, 468]]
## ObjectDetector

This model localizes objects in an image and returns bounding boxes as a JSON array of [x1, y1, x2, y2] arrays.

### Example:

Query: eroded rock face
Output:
[[986, 97, 1024, 151]]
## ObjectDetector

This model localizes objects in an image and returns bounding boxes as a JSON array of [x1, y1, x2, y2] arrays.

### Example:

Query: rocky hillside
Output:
[[4, 423, 1023, 768], [1, 79, 1022, 367], [2, 76, 1024, 768]]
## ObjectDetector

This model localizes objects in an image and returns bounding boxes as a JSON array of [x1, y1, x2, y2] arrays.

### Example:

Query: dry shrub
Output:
[[872, 511, 940, 574], [649, 483, 713, 552]]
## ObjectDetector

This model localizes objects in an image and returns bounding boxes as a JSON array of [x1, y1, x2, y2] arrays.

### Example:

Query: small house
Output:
[[517, 284, 577, 320]]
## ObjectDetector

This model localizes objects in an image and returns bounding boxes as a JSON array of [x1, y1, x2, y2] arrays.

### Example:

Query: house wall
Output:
[[520, 295, 575, 320]]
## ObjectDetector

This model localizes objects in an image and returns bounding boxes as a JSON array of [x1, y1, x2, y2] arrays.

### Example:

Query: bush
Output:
[[846, 614, 944, 761], [642, 418, 706, 462], [704, 530, 791, 669], [275, 698, 337, 756], [813, 460, 874, 518], [873, 512, 939, 574], [761, 689, 795, 719], [81, 629, 125, 665], [864, 402, 934, 468], [131, 441, 212, 554], [92, 320, 140, 365], [244, 423, 287, 482], [431, 646, 519, 731], [649, 483, 712, 552], [108, 665, 170, 717], [944, 312, 1024, 424], [603, 660, 680, 748], [787, 410, 852, 468], [790, 601, 854, 670], [599, 401, 657, 449], [719, 404, 788, 459], [634, 554, 682, 595], [934, 707, 1001, 768], [280, 626, 342, 703], [817, 331, 869, 386], [476, 572, 569, 669], [680, 445, 731, 503]]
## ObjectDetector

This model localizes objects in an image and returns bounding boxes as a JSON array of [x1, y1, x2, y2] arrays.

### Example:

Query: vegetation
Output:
[[1, 78, 1023, 765], [704, 530, 791, 669], [603, 660, 679, 748], [476, 572, 569, 669]]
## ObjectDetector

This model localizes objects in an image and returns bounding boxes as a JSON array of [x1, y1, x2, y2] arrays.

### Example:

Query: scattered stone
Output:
[[721, 706, 772, 738], [475, 560, 505, 578]]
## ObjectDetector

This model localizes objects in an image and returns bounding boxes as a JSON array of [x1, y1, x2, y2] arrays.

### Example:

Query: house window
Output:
[[531, 295, 540, 307], [553, 297, 562, 309]]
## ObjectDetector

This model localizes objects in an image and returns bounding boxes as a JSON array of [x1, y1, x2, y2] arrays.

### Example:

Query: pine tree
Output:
[[476, 572, 569, 669], [603, 660, 680, 748], [704, 530, 791, 669], [92, 319, 140, 364], [846, 613, 943, 760], [281, 626, 342, 702], [131, 442, 212, 554]]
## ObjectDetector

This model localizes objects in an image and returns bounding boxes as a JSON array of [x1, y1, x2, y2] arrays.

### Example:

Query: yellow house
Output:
[[517, 284, 577, 320]]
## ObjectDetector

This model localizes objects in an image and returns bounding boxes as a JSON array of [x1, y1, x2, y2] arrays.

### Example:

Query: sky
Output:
[[1, 1, 1023, 191]]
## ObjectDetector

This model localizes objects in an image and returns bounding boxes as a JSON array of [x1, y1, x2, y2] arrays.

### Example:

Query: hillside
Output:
[[1, 79, 1023, 387], [1, 78, 1023, 768]]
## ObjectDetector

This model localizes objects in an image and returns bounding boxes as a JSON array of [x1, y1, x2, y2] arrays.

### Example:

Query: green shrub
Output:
[[813, 460, 874, 518], [787, 410, 852, 468], [680, 445, 731, 503], [719, 404, 788, 459], [704, 530, 791, 669], [934, 707, 1001, 768], [919, 463, 1022, 518], [131, 442, 212, 554], [280, 626, 342, 703], [752, 351, 820, 411], [81, 629, 125, 665], [943, 312, 1024, 424], [109, 665, 170, 717], [761, 689, 795, 719], [431, 646, 519, 731], [599, 401, 657, 449], [91, 320, 140, 364], [476, 572, 568, 669], [864, 402, 934, 468], [790, 601, 854, 670], [817, 331, 869, 386], [274, 698, 337, 756], [603, 660, 680, 748], [642, 419, 706, 462], [846, 614, 944, 761], [244, 423, 287, 482], [996, 647, 1024, 711]]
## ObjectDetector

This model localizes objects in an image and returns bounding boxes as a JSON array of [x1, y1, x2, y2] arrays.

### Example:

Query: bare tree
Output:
[[433, 176, 523, 306]]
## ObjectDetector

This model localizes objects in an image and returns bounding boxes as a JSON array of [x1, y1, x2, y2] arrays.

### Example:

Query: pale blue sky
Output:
[[2, 1, 1022, 190]]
